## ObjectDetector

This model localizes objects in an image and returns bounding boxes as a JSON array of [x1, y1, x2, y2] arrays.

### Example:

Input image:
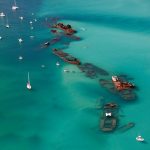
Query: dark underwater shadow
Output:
[[59, 13, 150, 35]]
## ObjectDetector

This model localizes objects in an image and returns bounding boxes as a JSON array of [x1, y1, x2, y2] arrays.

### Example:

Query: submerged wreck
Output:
[[100, 103, 118, 132], [52, 48, 81, 65], [112, 76, 135, 91], [52, 23, 77, 35], [78, 63, 109, 79], [118, 122, 135, 132], [99, 75, 136, 101]]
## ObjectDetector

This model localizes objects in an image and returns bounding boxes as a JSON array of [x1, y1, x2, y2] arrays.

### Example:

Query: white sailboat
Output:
[[5, 15, 10, 28], [6, 24, 10, 28], [27, 72, 32, 90], [0, 12, 5, 17], [12, 0, 19, 10]]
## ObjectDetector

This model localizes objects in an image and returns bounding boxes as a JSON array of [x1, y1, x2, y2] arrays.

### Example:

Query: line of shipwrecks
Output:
[[41, 22, 80, 48], [45, 22, 136, 132]]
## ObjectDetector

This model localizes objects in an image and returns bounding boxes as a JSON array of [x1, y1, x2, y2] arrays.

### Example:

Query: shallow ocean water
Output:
[[0, 0, 150, 150]]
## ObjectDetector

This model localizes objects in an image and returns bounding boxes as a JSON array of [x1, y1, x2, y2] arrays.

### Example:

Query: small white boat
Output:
[[18, 56, 23, 60], [30, 35, 34, 39], [0, 36, 3, 40], [18, 38, 23, 43], [12, 6, 19, 10], [63, 69, 69, 73], [136, 136, 144, 142], [34, 19, 37, 22], [56, 62, 60, 66], [27, 72, 32, 90], [0, 12, 5, 17], [19, 16, 24, 20], [5, 24, 10, 28], [30, 21, 33, 24], [12, 0, 19, 10]]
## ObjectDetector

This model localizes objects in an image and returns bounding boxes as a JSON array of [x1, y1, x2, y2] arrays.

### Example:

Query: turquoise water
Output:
[[0, 0, 150, 150]]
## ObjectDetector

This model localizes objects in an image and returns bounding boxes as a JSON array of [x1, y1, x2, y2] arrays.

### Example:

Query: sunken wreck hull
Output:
[[78, 63, 109, 79], [52, 23, 77, 35], [52, 49, 81, 65], [100, 116, 117, 132], [99, 78, 136, 101], [118, 122, 135, 132], [100, 103, 118, 132], [104, 103, 118, 109], [112, 76, 135, 91]]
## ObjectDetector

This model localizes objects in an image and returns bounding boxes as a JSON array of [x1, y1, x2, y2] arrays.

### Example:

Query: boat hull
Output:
[[52, 49, 81, 65], [27, 83, 31, 90], [52, 23, 76, 35], [112, 76, 135, 91]]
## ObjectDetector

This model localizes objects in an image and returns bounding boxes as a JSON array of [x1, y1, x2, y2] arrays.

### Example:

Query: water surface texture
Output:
[[0, 0, 150, 150]]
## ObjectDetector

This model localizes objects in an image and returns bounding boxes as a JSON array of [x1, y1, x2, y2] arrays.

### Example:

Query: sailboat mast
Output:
[[27, 72, 32, 90], [6, 15, 8, 24], [14, 0, 17, 6], [28, 72, 30, 83]]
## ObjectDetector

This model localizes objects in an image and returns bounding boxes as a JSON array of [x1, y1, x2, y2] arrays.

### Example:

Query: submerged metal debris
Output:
[[78, 63, 109, 79]]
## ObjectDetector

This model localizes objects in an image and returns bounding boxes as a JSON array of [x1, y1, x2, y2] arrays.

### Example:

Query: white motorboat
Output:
[[136, 136, 144, 142], [27, 72, 32, 90], [0, 36, 3, 40]]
